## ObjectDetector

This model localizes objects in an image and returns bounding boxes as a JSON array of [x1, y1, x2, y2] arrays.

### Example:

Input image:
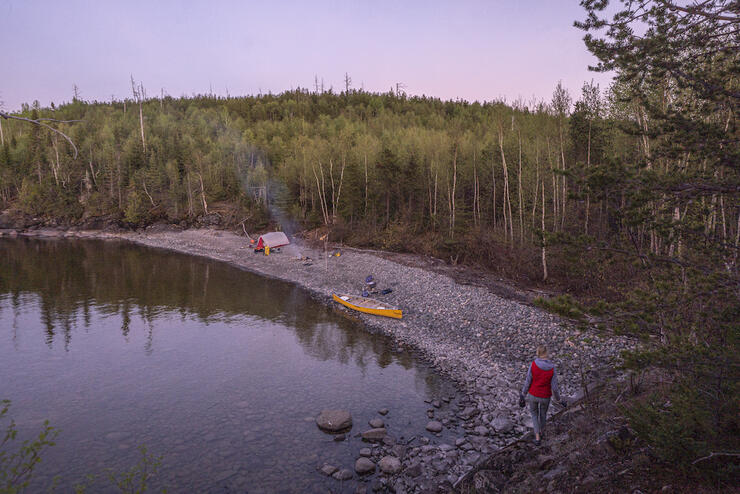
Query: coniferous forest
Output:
[[1, 0, 738, 482]]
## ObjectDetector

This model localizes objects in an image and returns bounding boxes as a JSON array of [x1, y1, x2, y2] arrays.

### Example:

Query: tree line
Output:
[[0, 0, 737, 481], [0, 80, 663, 278]]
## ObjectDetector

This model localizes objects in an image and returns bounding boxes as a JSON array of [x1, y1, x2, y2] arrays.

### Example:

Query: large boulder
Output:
[[316, 410, 352, 432]]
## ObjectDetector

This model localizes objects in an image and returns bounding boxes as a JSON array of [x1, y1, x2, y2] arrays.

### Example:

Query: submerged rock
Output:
[[316, 409, 352, 432], [426, 421, 443, 433], [319, 463, 338, 476], [369, 418, 384, 428], [355, 457, 376, 474], [361, 427, 387, 441], [332, 468, 353, 481]]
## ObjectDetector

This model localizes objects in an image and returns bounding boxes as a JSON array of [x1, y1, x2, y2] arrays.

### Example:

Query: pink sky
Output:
[[0, 0, 613, 110]]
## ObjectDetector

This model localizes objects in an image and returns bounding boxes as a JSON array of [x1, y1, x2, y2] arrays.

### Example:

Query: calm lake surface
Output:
[[0, 238, 458, 493]]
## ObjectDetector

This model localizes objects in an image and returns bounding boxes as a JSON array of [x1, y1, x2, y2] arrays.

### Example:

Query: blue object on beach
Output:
[[362, 290, 369, 297], [365, 275, 374, 283], [380, 288, 393, 295]]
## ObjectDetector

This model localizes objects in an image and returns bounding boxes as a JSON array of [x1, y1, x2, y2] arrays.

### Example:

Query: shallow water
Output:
[[0, 238, 459, 493]]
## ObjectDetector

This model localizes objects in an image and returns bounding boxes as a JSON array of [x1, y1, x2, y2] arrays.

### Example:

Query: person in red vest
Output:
[[519, 345, 567, 445]]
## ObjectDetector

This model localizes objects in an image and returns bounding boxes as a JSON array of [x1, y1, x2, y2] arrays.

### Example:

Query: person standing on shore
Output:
[[519, 345, 567, 445]]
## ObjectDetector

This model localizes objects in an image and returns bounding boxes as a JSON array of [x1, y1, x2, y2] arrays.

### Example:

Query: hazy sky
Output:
[[0, 0, 612, 111]]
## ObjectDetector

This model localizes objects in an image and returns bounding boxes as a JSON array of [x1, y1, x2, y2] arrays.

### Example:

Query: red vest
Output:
[[528, 361, 554, 398]]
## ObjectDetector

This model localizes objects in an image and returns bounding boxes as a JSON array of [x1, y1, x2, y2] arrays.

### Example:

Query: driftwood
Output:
[[691, 451, 740, 465], [0, 111, 80, 158]]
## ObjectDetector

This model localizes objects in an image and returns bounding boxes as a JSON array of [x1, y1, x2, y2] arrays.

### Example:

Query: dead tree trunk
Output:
[[311, 162, 329, 225], [491, 156, 497, 230], [559, 120, 566, 230], [364, 152, 368, 217], [498, 126, 513, 244], [518, 129, 524, 243], [450, 144, 458, 237], [334, 155, 346, 224], [541, 178, 548, 281], [198, 172, 208, 214], [585, 119, 592, 235]]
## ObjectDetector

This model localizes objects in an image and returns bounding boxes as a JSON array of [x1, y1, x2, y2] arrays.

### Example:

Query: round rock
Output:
[[354, 457, 376, 475], [316, 410, 352, 432], [332, 468, 353, 481], [378, 455, 401, 474], [369, 418, 384, 428], [426, 421, 443, 433]]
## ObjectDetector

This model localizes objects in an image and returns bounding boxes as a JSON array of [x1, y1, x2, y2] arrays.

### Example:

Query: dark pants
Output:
[[527, 394, 550, 436]]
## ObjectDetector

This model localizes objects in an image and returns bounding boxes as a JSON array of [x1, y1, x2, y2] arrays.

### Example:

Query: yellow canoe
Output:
[[332, 293, 403, 319]]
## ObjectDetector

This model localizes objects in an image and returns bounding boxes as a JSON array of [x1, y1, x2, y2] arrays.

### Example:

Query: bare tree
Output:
[[131, 75, 146, 152], [552, 81, 571, 230], [498, 123, 514, 244]]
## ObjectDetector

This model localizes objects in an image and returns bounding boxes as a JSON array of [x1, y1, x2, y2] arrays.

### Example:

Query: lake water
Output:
[[0, 238, 459, 493]]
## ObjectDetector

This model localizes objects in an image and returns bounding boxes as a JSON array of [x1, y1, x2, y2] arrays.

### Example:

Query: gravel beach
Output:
[[6, 227, 631, 492]]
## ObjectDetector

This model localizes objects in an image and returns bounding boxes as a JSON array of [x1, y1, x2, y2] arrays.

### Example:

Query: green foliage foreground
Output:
[[0, 400, 165, 494], [0, 400, 57, 494], [576, 0, 739, 482]]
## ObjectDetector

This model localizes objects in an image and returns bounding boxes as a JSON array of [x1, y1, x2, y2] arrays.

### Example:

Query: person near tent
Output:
[[519, 345, 567, 445]]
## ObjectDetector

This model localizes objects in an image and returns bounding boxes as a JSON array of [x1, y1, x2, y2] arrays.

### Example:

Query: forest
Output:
[[0, 0, 737, 481]]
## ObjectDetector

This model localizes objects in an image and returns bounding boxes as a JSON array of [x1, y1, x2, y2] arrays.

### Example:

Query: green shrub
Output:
[[0, 400, 58, 494]]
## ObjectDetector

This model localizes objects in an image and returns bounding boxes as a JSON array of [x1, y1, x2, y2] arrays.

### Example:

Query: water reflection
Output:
[[0, 237, 458, 493], [0, 237, 413, 369]]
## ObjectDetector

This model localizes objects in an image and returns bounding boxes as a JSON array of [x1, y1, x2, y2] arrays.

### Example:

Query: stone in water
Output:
[[354, 457, 376, 474], [426, 421, 443, 433], [316, 409, 352, 432]]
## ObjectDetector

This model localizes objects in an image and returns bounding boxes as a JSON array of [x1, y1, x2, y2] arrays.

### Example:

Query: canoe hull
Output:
[[332, 293, 402, 319]]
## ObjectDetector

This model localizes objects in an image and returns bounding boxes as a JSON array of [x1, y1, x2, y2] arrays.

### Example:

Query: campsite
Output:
[[0, 1, 736, 493]]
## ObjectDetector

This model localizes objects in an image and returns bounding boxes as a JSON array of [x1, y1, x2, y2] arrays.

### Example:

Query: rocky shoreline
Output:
[[2, 226, 632, 492]]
